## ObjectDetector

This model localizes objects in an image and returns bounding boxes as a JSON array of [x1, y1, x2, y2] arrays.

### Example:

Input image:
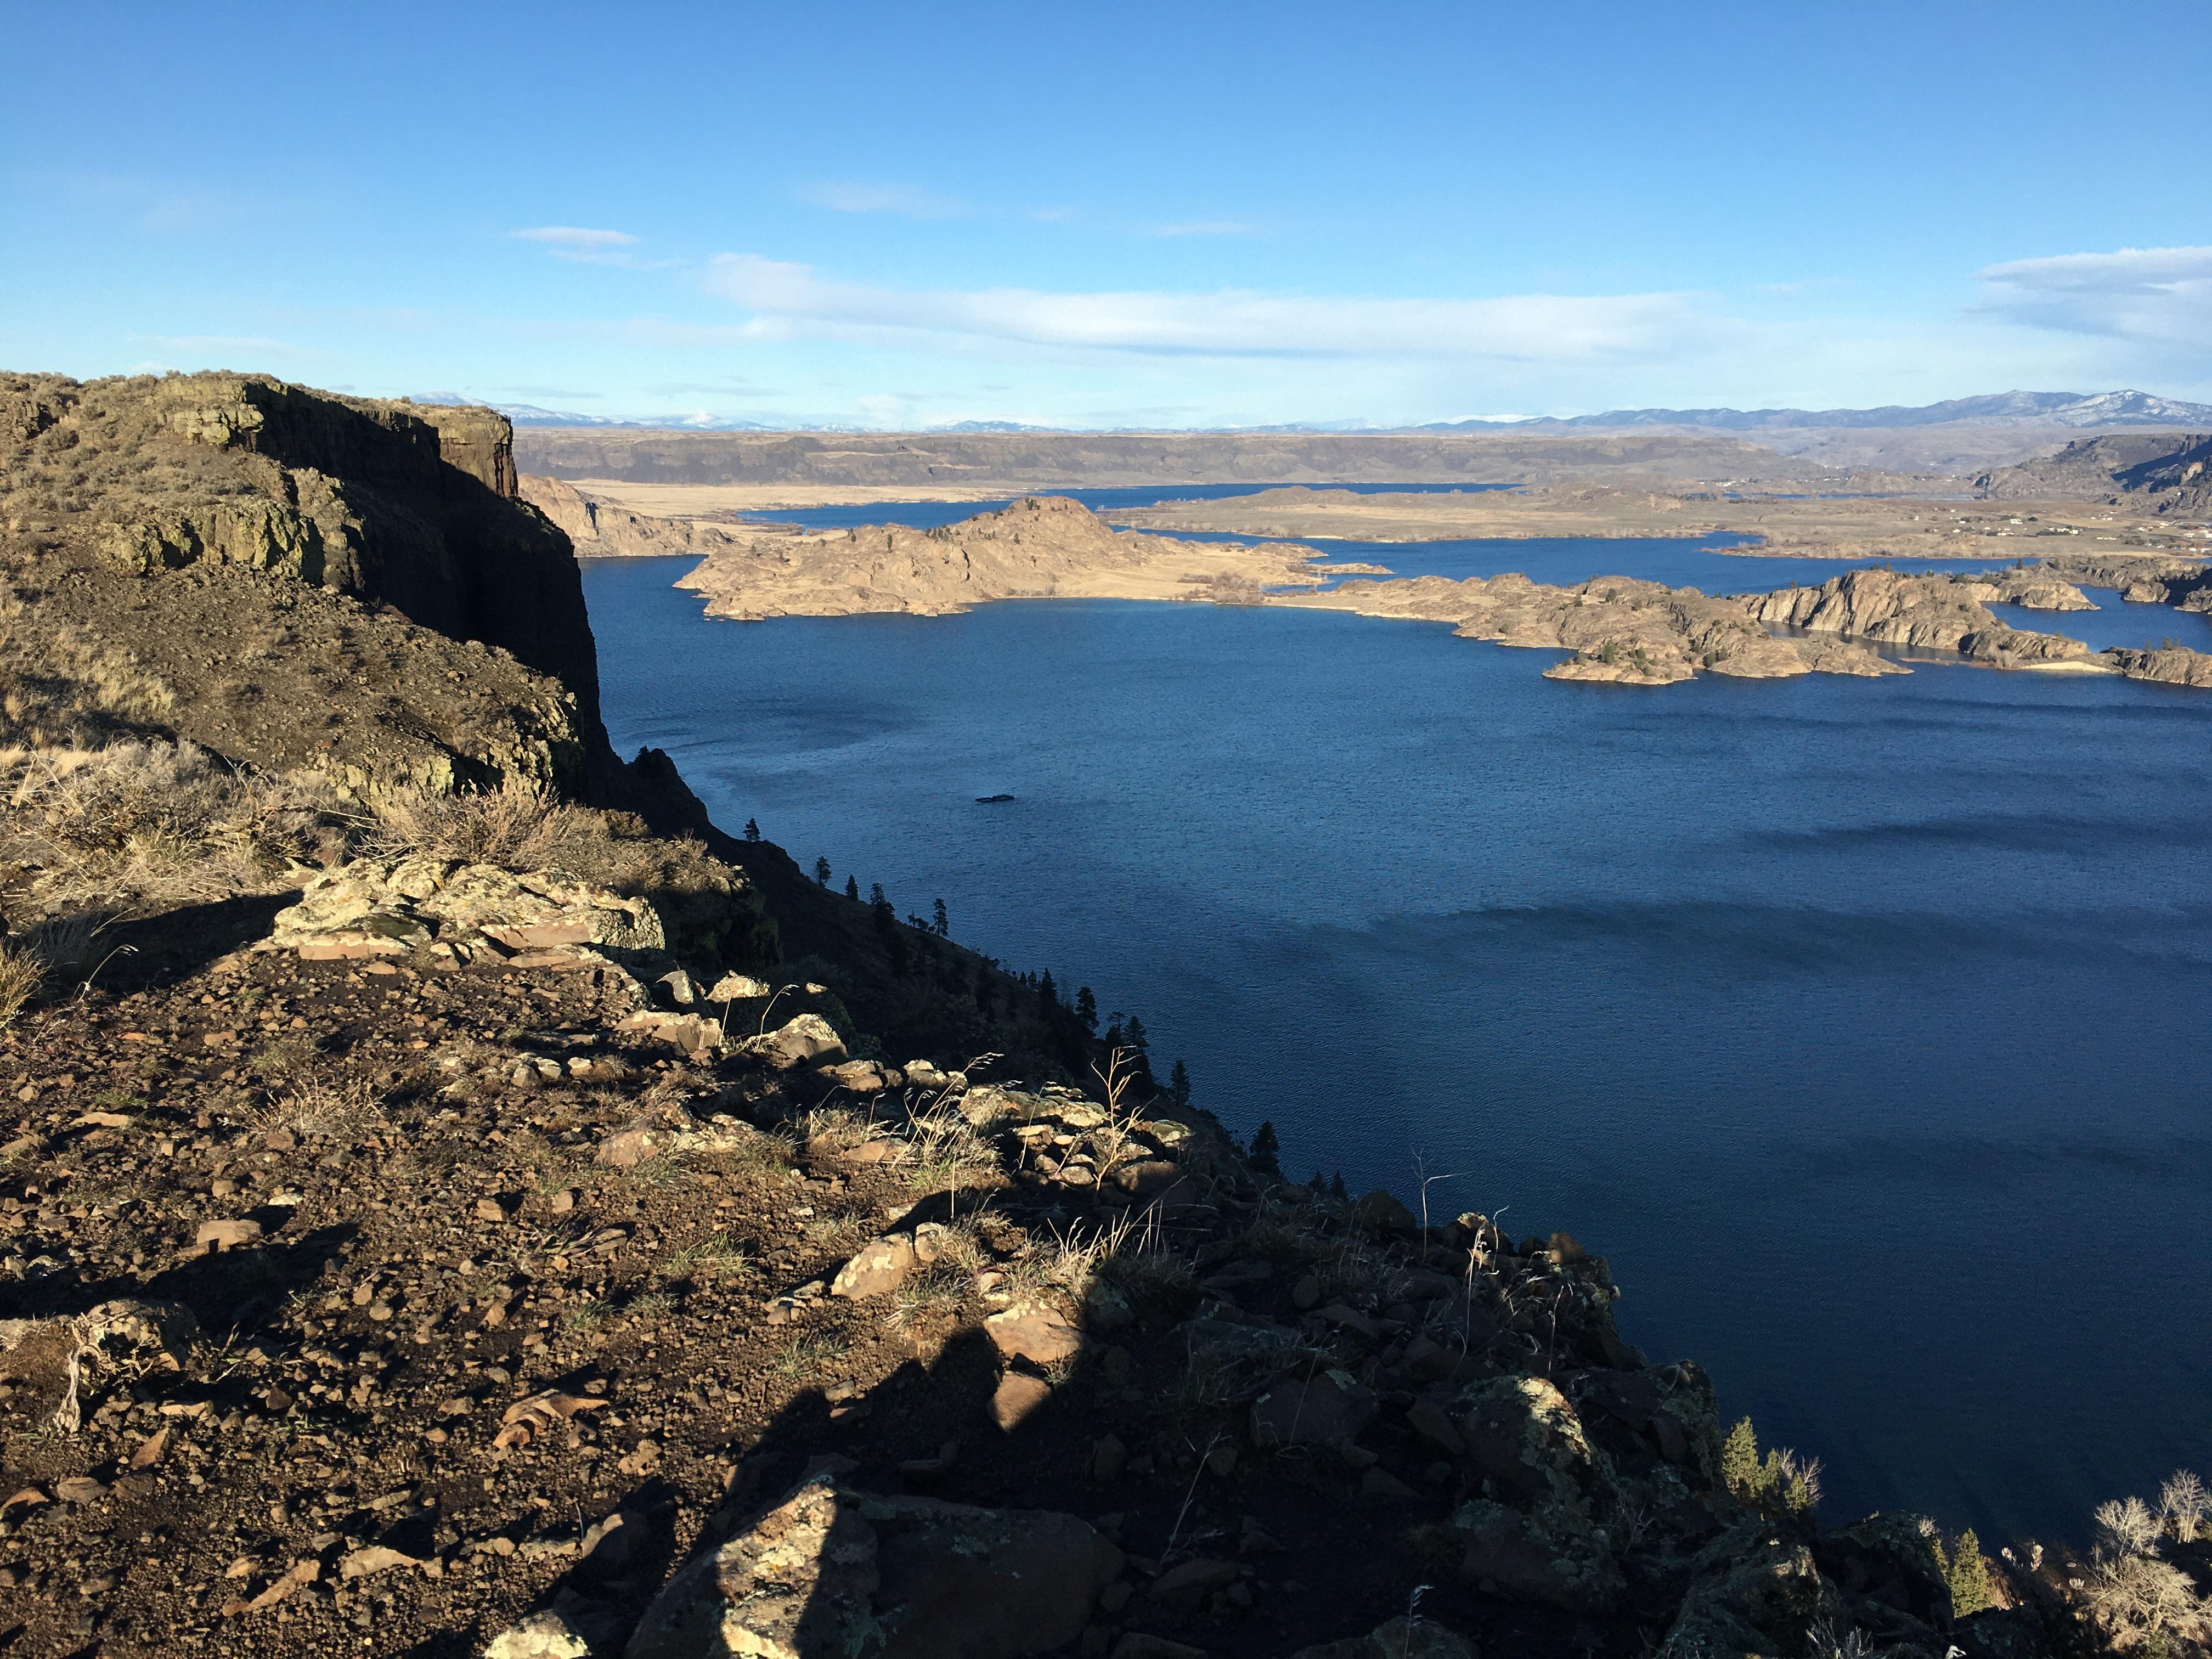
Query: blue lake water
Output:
[[740, 481, 1512, 534], [581, 515, 2212, 1544]]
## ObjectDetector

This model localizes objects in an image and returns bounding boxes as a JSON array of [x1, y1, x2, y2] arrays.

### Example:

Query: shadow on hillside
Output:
[[97, 890, 301, 993]]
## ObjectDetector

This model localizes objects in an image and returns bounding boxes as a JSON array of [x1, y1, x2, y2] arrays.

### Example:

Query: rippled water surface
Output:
[[582, 503, 2212, 1541]]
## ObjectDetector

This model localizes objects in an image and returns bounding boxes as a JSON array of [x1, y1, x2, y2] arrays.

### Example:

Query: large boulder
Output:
[[741, 1013, 848, 1070], [625, 1475, 1124, 1659], [1451, 1373, 1625, 1609]]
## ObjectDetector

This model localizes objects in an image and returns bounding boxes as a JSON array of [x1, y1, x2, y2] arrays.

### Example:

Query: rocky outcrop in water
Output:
[[674, 494, 1342, 619], [1740, 568, 2098, 664], [2035, 551, 2212, 611], [1279, 572, 1903, 685]]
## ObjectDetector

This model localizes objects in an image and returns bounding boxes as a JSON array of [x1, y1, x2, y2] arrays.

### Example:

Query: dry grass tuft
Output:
[[0, 938, 46, 1026], [358, 780, 576, 869], [902, 1096, 1000, 1195]]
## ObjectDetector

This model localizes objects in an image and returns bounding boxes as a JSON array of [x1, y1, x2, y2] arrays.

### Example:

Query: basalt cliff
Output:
[[0, 374, 2203, 1659]]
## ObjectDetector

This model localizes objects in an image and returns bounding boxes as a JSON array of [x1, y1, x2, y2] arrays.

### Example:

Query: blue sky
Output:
[[5, 1, 2208, 428]]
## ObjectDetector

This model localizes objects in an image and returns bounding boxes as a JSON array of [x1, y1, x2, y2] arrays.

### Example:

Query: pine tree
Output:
[[844, 875, 860, 900], [1329, 1172, 1348, 1200], [1307, 1171, 1327, 1194], [814, 856, 832, 887], [1943, 1530, 1995, 1616], [1169, 1058, 1191, 1109], [1720, 1418, 1763, 1500], [744, 817, 762, 842], [1248, 1120, 1282, 1176], [1075, 986, 1098, 1032], [869, 887, 906, 975], [932, 898, 949, 937], [1124, 1014, 1149, 1052], [1039, 970, 1058, 1013]]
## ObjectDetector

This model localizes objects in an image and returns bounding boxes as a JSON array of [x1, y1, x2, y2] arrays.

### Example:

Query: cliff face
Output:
[[516, 471, 770, 560], [0, 373, 624, 799]]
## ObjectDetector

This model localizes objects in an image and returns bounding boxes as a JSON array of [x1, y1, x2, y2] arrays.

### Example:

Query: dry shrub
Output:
[[1, 740, 345, 922], [2080, 1548, 2210, 1650], [358, 780, 571, 868]]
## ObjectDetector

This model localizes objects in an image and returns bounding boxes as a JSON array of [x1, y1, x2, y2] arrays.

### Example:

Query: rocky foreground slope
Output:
[[3, 373, 2209, 1659]]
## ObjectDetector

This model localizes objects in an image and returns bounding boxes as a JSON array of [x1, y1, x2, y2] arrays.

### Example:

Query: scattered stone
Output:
[[196, 1217, 263, 1252], [1249, 1370, 1378, 1451], [1092, 1435, 1127, 1483], [831, 1235, 917, 1300], [1406, 1398, 1465, 1455], [339, 1544, 421, 1579], [594, 1124, 668, 1169], [1147, 1556, 1242, 1613], [984, 1300, 1086, 1366], [991, 1372, 1052, 1431], [1359, 1466, 1419, 1502]]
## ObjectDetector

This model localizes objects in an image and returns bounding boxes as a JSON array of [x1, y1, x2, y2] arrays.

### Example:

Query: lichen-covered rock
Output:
[[258, 856, 665, 967], [624, 1475, 1123, 1659], [1452, 1373, 1624, 1609], [1659, 1530, 1847, 1658], [741, 1012, 847, 1070], [831, 1235, 917, 1300], [482, 1610, 592, 1659]]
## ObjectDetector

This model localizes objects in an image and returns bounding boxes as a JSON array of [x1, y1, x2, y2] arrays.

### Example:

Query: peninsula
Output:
[[665, 493, 1382, 619]]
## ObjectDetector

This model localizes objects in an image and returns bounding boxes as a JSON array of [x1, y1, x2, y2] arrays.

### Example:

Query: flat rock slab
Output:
[[624, 1474, 1123, 1659]]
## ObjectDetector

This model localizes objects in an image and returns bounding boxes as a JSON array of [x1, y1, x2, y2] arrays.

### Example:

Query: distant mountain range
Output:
[[1419, 390, 2212, 434], [449, 391, 2212, 436]]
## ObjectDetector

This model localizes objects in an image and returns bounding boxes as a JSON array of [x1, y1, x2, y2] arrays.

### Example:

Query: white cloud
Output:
[[703, 253, 1718, 361], [1977, 246, 2212, 349], [512, 225, 639, 250], [1147, 221, 1260, 238], [803, 181, 966, 219]]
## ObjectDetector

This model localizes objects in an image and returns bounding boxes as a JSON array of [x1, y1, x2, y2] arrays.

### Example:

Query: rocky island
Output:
[[664, 493, 1378, 620], [2, 373, 2208, 1659]]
